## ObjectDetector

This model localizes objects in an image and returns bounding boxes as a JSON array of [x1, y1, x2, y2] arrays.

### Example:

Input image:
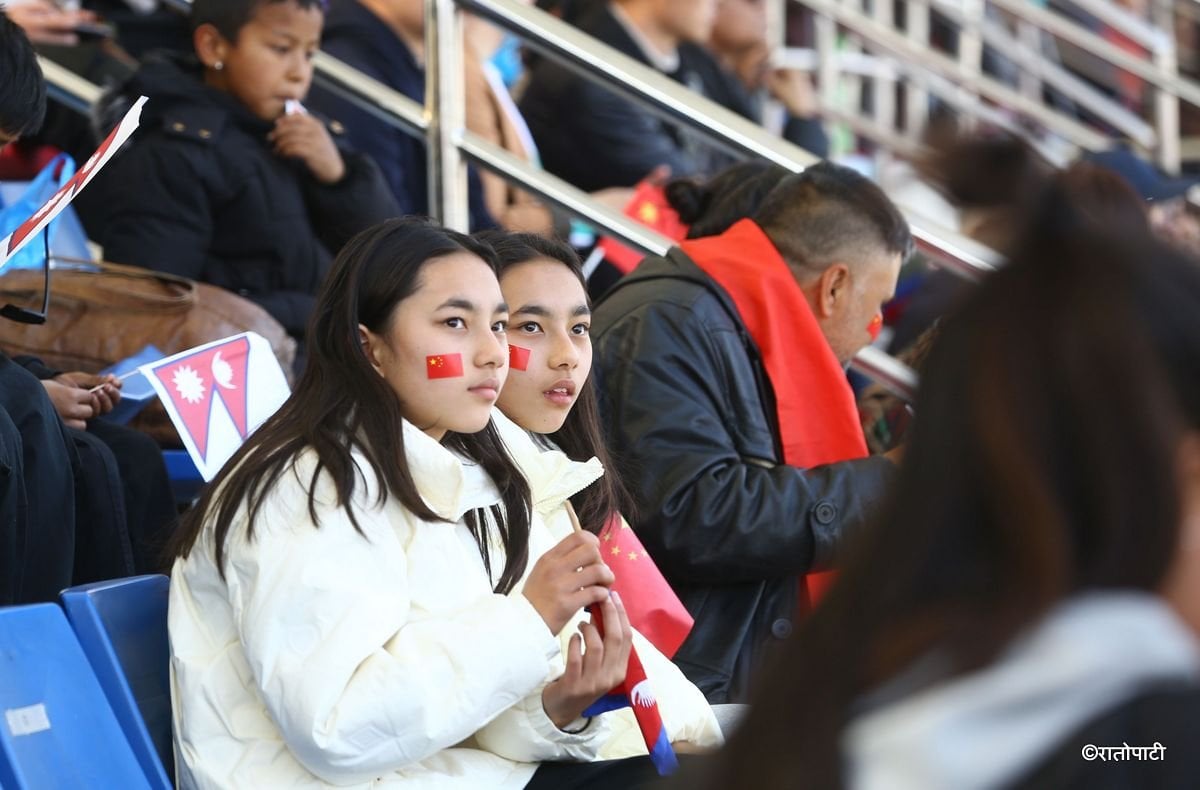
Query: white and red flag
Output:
[[139, 332, 290, 480], [1, 96, 147, 267]]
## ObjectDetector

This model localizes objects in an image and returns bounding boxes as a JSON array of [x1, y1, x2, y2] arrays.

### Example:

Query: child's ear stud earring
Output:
[[213, 61, 224, 71]]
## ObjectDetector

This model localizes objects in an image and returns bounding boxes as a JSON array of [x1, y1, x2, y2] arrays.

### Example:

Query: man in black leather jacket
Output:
[[592, 163, 909, 702]]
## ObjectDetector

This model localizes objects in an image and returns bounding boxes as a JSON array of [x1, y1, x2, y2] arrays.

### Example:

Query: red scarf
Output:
[[681, 219, 868, 604]]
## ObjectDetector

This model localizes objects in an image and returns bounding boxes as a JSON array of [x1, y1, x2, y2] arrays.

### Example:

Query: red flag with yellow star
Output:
[[600, 513, 693, 658], [596, 181, 690, 274], [426, 353, 463, 379]]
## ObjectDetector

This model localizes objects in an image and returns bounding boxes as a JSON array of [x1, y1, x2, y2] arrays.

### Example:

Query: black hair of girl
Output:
[[479, 230, 638, 533], [169, 218, 533, 595], [663, 160, 790, 240], [682, 154, 1200, 789]]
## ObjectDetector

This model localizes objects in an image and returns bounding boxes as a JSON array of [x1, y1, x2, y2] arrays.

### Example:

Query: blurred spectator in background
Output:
[[308, 0, 495, 230], [1, 9, 174, 599], [1081, 145, 1200, 257], [463, 12, 633, 236], [687, 143, 1200, 790], [5, 0, 98, 45], [704, 0, 827, 158], [519, 0, 723, 190]]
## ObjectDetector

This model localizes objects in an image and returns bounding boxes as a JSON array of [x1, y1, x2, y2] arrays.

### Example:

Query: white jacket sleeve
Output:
[[223, 469, 560, 785], [470, 679, 612, 762]]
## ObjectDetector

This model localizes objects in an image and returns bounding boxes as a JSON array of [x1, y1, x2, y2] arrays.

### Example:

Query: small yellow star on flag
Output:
[[603, 532, 611, 542], [611, 545, 622, 556], [628, 551, 639, 561]]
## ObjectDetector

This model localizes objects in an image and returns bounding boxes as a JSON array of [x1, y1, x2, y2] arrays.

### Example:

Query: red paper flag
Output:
[[596, 181, 691, 275], [149, 335, 252, 460], [600, 514, 693, 658], [425, 353, 463, 379], [509, 344, 531, 371]]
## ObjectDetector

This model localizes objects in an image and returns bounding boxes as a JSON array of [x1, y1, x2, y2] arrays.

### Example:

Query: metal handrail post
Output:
[[426, 0, 470, 230], [815, 11, 839, 145], [312, 52, 428, 136], [38, 57, 102, 115], [870, 0, 897, 138], [903, 0, 931, 139], [1153, 0, 1181, 172]]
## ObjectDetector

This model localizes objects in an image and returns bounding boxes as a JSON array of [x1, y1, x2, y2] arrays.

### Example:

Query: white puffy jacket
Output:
[[168, 412, 719, 789]]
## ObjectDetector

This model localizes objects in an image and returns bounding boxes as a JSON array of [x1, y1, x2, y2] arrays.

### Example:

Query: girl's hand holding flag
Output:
[[542, 591, 633, 730]]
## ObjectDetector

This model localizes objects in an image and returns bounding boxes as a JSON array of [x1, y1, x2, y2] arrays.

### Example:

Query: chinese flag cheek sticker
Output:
[[867, 313, 883, 342], [509, 344, 531, 371], [426, 353, 463, 379]]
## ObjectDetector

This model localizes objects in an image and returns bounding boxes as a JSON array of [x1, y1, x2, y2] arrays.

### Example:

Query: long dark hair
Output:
[[688, 161, 1200, 788], [663, 160, 790, 240], [481, 230, 637, 533], [171, 218, 533, 594]]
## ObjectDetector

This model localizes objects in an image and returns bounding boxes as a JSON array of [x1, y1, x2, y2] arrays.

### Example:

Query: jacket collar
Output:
[[491, 412, 604, 518], [398, 412, 604, 523], [400, 419, 501, 522]]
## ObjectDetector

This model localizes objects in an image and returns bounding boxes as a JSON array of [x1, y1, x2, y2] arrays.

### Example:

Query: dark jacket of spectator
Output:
[[308, 0, 494, 230], [520, 3, 727, 191], [519, 3, 826, 192], [695, 62, 828, 160], [85, 52, 397, 339], [591, 246, 895, 703]]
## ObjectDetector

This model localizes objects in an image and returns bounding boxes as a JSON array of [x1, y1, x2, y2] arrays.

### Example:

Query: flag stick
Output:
[[87, 368, 141, 393], [566, 502, 584, 535]]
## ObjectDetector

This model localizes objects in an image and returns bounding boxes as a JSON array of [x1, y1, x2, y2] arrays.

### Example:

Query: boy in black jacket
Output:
[[83, 0, 399, 342]]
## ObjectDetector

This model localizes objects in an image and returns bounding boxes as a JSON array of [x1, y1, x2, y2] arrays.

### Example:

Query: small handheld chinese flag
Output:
[[599, 514, 693, 658], [596, 181, 690, 274]]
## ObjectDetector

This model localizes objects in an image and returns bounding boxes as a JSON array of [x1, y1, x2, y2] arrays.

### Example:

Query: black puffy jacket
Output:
[[591, 247, 896, 703], [83, 53, 398, 339]]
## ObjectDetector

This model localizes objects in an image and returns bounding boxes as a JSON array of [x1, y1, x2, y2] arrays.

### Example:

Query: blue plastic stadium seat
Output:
[[0, 603, 151, 789], [162, 449, 203, 505], [60, 575, 173, 790]]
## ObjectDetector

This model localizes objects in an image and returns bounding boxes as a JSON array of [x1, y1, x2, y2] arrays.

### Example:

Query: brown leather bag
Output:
[[0, 258, 297, 445]]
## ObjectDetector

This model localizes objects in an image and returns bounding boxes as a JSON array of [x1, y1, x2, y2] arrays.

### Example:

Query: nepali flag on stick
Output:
[[140, 332, 290, 480], [566, 506, 678, 776], [583, 604, 678, 775]]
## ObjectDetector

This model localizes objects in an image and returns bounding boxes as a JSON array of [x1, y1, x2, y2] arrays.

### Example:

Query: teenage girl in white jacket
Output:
[[486, 231, 724, 758], [167, 218, 672, 789]]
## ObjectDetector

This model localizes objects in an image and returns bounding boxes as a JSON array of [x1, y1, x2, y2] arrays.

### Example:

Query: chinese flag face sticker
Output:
[[509, 344, 531, 371], [426, 353, 464, 379], [867, 313, 883, 342]]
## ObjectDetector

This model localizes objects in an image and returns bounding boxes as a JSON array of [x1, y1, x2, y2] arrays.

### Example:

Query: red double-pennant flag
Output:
[[149, 336, 251, 461]]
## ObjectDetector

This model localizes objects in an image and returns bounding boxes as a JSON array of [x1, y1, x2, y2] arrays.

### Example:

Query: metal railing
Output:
[[785, 0, 1195, 172], [41, 0, 995, 400]]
